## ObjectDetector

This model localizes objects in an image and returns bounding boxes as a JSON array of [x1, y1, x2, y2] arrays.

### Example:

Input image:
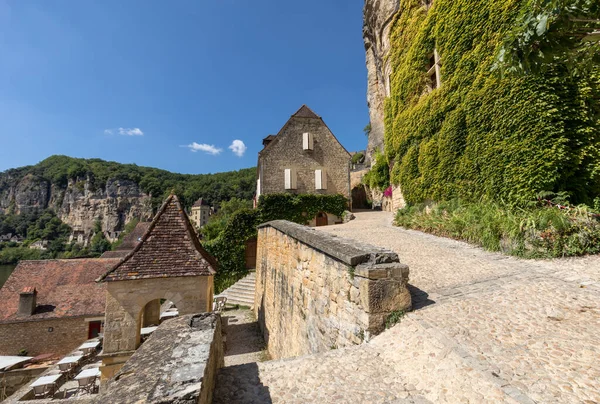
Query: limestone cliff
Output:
[[0, 174, 152, 243], [363, 0, 399, 162]]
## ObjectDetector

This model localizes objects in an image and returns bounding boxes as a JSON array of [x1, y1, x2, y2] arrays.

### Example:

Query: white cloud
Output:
[[186, 142, 223, 155], [118, 127, 144, 136], [104, 129, 113, 135], [228, 139, 247, 157]]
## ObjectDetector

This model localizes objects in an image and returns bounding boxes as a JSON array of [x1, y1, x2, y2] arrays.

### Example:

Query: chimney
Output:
[[18, 287, 37, 316]]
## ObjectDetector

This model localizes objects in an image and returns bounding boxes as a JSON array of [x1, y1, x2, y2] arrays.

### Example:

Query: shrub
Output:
[[362, 150, 390, 191], [395, 199, 600, 258]]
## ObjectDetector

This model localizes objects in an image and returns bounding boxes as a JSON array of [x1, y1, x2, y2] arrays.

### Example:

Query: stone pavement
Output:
[[213, 211, 600, 403]]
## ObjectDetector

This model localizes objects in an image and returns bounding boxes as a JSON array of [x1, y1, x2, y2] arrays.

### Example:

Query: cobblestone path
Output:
[[214, 211, 600, 403]]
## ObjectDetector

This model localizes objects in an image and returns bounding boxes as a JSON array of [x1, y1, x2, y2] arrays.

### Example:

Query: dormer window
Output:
[[315, 169, 327, 190], [427, 49, 442, 91], [303, 133, 314, 151], [284, 168, 297, 190]]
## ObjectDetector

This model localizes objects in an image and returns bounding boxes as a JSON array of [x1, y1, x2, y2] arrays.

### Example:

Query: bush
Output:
[[362, 150, 390, 191], [394, 199, 600, 258]]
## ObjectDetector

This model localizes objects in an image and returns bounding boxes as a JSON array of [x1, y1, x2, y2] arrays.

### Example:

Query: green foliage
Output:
[[384, 0, 600, 206], [395, 199, 600, 258], [111, 218, 139, 250], [0, 155, 257, 210], [362, 150, 390, 191], [201, 198, 253, 240], [203, 194, 349, 293], [0, 247, 43, 265], [385, 310, 406, 329], [363, 123, 372, 136], [90, 232, 111, 254], [351, 152, 365, 165]]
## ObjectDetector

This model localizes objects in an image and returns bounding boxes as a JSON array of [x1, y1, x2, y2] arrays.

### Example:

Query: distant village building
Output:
[[256, 105, 352, 225], [190, 198, 212, 228], [0, 258, 120, 356], [100, 222, 151, 259], [97, 194, 217, 381], [28, 240, 48, 250]]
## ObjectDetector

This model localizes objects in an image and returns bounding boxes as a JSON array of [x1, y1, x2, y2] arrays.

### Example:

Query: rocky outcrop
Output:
[[0, 175, 153, 243], [363, 0, 399, 163]]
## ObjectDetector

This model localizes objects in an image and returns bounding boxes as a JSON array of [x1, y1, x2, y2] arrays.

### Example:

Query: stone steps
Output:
[[217, 272, 256, 308]]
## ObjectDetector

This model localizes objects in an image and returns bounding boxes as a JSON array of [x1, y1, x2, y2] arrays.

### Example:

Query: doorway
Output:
[[316, 212, 328, 227]]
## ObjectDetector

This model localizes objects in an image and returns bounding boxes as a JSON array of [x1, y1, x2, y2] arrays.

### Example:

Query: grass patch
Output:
[[395, 199, 600, 259], [385, 310, 406, 329]]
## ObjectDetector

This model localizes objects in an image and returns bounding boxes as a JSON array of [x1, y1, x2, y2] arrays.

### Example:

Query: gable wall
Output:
[[259, 117, 350, 199]]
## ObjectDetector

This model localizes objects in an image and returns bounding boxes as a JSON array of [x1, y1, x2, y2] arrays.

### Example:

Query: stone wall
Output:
[[0, 366, 47, 399], [95, 313, 223, 404], [0, 317, 89, 356], [258, 115, 351, 200], [254, 220, 411, 360]]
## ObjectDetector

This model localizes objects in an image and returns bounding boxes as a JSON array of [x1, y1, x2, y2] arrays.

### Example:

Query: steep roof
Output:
[[100, 222, 152, 258], [98, 195, 217, 282], [0, 258, 120, 323], [292, 105, 320, 119], [192, 198, 210, 208]]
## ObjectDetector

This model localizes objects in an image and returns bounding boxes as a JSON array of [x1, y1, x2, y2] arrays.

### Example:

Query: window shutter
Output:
[[285, 168, 297, 190], [303, 133, 314, 151], [315, 169, 327, 190]]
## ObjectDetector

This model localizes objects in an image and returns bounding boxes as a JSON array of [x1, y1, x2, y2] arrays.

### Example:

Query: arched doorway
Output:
[[139, 299, 179, 343], [316, 212, 328, 227]]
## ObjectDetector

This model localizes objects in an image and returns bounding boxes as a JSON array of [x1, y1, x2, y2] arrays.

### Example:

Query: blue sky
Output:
[[0, 0, 369, 174]]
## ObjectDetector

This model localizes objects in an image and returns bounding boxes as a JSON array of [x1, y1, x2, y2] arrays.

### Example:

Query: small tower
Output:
[[97, 194, 217, 381], [190, 198, 212, 228]]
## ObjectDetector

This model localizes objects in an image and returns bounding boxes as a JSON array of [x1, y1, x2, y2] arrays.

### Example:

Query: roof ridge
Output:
[[292, 104, 320, 119]]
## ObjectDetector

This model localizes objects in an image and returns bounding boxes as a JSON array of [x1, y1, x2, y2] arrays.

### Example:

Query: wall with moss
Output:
[[384, 0, 600, 206]]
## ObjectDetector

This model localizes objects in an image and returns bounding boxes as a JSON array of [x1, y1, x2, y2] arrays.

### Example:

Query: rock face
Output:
[[0, 174, 153, 243], [363, 0, 399, 162]]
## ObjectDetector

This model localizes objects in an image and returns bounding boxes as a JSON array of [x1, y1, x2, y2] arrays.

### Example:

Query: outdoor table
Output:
[[78, 341, 100, 354], [31, 374, 61, 388], [140, 326, 158, 336], [57, 355, 83, 373], [160, 311, 178, 319], [75, 368, 101, 380]]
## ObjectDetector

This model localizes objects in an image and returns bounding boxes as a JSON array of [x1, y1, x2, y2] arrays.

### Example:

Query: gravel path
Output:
[[214, 211, 600, 403]]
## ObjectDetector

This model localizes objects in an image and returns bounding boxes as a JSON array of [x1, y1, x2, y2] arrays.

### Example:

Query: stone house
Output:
[[28, 240, 48, 250], [97, 194, 217, 381], [190, 198, 212, 228], [256, 105, 352, 225], [100, 221, 151, 259], [0, 258, 120, 357]]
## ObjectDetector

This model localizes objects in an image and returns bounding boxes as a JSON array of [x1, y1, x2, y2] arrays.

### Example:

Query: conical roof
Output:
[[98, 195, 217, 282]]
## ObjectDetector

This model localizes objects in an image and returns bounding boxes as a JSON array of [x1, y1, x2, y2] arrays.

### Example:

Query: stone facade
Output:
[[257, 106, 351, 203], [254, 220, 411, 360], [100, 276, 213, 380], [96, 314, 223, 404], [190, 198, 212, 228], [0, 317, 90, 356]]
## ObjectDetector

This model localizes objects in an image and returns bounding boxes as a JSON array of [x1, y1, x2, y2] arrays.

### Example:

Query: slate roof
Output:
[[98, 194, 217, 282], [192, 198, 210, 208], [292, 104, 320, 119], [0, 259, 120, 323]]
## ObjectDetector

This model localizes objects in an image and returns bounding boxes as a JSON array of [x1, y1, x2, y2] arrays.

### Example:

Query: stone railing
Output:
[[94, 313, 223, 404], [255, 220, 411, 360]]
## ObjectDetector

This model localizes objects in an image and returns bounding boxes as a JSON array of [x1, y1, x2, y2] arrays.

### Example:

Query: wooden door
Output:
[[316, 212, 328, 227], [245, 239, 257, 269], [88, 321, 102, 339]]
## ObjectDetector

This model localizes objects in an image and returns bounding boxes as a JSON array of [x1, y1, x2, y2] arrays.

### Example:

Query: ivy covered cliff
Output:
[[364, 0, 600, 205], [0, 155, 256, 240]]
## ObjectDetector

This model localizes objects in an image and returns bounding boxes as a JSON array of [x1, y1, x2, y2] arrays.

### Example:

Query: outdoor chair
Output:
[[32, 383, 55, 399], [76, 376, 97, 395], [213, 296, 227, 313]]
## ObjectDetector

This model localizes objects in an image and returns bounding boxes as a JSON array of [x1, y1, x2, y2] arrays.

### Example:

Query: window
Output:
[[284, 168, 297, 190], [303, 133, 314, 151], [427, 49, 442, 91], [315, 169, 327, 190]]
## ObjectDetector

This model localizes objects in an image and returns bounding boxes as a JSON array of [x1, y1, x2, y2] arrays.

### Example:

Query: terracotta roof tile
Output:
[[100, 250, 130, 259], [99, 195, 217, 282], [21, 286, 36, 294], [0, 259, 120, 323], [117, 222, 151, 251], [192, 198, 210, 208]]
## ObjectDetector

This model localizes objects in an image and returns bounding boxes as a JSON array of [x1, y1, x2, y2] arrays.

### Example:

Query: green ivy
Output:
[[362, 150, 390, 191], [384, 0, 600, 206], [205, 193, 348, 293]]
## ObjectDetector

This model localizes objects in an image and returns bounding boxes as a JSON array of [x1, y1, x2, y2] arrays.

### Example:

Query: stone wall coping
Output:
[[258, 220, 399, 267]]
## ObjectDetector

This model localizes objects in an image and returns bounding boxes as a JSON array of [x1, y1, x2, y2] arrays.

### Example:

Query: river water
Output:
[[0, 264, 16, 288]]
